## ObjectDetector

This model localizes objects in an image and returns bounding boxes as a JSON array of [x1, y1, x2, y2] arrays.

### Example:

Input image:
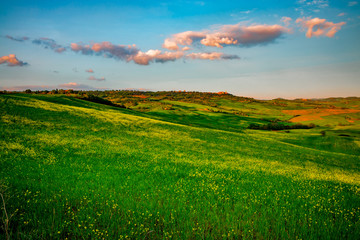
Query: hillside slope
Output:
[[0, 94, 359, 239]]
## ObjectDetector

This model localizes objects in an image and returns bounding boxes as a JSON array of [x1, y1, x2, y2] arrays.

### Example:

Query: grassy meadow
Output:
[[0, 92, 360, 239]]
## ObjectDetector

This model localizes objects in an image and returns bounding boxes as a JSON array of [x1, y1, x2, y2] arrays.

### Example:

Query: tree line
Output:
[[248, 122, 316, 130]]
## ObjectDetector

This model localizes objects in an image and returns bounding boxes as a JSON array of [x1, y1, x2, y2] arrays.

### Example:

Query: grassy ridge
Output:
[[0, 94, 359, 239]]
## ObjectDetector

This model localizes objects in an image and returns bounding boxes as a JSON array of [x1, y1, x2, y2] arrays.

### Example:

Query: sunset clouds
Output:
[[3, 17, 347, 67], [162, 23, 289, 50], [71, 42, 138, 60], [132, 50, 184, 65], [0, 54, 27, 67], [6, 35, 29, 42], [88, 76, 105, 81], [70, 41, 238, 65], [281, 17, 292, 26], [296, 17, 346, 38], [186, 52, 240, 60], [58, 82, 92, 89], [70, 42, 185, 65], [1, 1, 358, 97], [162, 31, 205, 50], [32, 38, 66, 53]]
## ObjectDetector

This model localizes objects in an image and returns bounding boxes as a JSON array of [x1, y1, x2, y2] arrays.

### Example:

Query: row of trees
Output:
[[248, 122, 316, 130], [12, 88, 256, 102], [78, 94, 126, 108], [1, 89, 260, 111]]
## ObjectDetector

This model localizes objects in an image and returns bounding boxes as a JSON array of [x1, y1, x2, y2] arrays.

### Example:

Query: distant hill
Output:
[[3, 90, 359, 130]]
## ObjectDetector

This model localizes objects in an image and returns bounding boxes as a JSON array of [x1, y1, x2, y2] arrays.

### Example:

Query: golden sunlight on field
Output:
[[283, 108, 360, 122]]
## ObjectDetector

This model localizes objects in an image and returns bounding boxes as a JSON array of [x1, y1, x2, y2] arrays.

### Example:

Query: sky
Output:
[[1, 0, 360, 99]]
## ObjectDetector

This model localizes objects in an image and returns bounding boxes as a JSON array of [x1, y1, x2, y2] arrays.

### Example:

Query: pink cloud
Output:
[[162, 38, 181, 50], [71, 39, 241, 65], [86, 69, 94, 73], [162, 31, 206, 50], [88, 76, 105, 81], [70, 43, 81, 51], [6, 35, 29, 42], [205, 24, 289, 47], [71, 41, 139, 60], [296, 17, 346, 38], [0, 54, 27, 67], [338, 12, 346, 17], [132, 50, 184, 65], [58, 82, 92, 89], [186, 52, 240, 60], [72, 41, 241, 65], [71, 41, 189, 65], [281, 17, 292, 26], [55, 47, 66, 53], [162, 23, 289, 50], [200, 34, 238, 48], [70, 43, 93, 55], [186, 52, 223, 60], [32, 38, 66, 53]]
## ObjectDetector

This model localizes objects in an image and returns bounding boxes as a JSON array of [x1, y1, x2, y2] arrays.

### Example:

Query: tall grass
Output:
[[0, 94, 359, 239]]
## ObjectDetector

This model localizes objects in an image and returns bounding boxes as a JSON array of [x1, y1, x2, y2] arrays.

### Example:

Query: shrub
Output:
[[78, 95, 125, 108], [248, 122, 316, 130]]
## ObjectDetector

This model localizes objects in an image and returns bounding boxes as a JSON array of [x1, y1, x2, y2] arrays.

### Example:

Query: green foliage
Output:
[[0, 94, 359, 239], [248, 122, 316, 130], [78, 94, 126, 108]]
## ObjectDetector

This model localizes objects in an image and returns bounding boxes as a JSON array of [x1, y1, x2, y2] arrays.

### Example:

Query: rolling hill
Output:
[[0, 92, 359, 239]]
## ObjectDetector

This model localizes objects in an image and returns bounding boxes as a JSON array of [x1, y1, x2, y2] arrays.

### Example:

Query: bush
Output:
[[248, 122, 316, 130], [78, 95, 125, 108]]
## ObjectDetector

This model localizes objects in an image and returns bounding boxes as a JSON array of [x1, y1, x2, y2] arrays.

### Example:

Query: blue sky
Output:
[[1, 0, 359, 99]]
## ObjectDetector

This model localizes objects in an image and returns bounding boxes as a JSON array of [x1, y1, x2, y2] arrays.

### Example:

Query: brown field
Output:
[[283, 108, 360, 122]]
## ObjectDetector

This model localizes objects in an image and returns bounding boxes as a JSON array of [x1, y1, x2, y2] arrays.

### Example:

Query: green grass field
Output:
[[1, 93, 359, 239]]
